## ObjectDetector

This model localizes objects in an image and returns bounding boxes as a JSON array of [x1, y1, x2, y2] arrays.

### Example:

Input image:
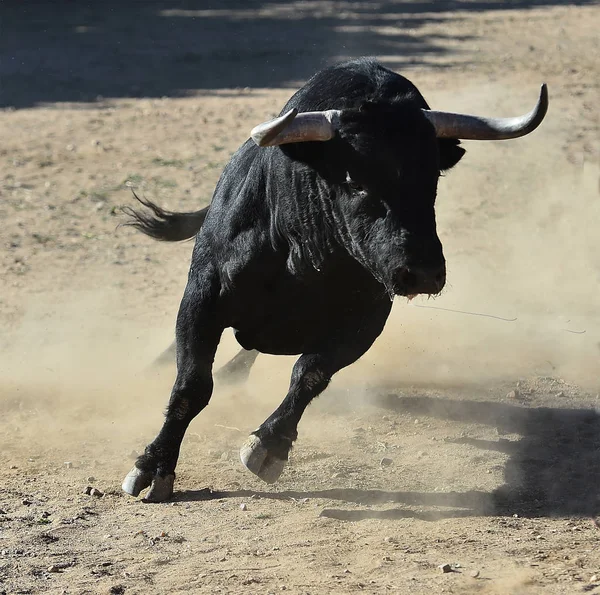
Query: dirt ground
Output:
[[1, 1, 600, 594]]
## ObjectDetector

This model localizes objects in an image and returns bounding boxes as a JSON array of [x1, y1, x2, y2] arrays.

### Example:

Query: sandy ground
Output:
[[1, 1, 600, 594]]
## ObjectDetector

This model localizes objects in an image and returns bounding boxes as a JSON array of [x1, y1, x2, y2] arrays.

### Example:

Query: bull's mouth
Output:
[[392, 285, 441, 299], [392, 270, 445, 299]]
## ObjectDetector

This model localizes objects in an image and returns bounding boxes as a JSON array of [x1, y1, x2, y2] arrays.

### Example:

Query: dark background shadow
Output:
[[174, 394, 600, 520], [2, 0, 596, 108]]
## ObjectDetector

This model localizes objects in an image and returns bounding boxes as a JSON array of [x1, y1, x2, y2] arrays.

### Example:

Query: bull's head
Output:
[[250, 86, 548, 298]]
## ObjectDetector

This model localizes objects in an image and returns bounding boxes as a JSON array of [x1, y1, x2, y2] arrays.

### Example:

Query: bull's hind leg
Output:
[[154, 340, 258, 386], [123, 277, 223, 502], [240, 345, 368, 483], [153, 340, 177, 366], [214, 348, 259, 385]]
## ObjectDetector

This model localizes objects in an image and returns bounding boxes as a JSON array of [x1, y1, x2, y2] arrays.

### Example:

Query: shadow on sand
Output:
[[174, 393, 600, 520], [4, 0, 596, 108]]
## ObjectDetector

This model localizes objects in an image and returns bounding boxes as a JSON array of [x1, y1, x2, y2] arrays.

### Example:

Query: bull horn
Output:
[[251, 109, 341, 147], [423, 84, 548, 140]]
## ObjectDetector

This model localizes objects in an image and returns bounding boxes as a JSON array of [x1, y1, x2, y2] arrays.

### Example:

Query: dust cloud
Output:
[[0, 289, 175, 459]]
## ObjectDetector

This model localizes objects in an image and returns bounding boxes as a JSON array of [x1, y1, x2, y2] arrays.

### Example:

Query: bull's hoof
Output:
[[122, 466, 152, 496], [143, 474, 175, 503], [240, 435, 286, 484], [122, 466, 174, 502]]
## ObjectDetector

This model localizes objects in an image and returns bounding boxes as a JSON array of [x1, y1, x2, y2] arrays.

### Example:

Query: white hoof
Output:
[[122, 467, 174, 502], [122, 466, 152, 497], [240, 435, 286, 484]]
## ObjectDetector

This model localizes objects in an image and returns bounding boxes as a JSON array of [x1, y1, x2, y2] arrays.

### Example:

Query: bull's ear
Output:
[[438, 138, 466, 172]]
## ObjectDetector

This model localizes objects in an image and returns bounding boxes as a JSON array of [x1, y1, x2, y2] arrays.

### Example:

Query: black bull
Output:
[[121, 59, 548, 501]]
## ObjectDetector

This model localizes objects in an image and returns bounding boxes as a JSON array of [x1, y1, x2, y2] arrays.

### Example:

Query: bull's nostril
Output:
[[396, 265, 445, 296]]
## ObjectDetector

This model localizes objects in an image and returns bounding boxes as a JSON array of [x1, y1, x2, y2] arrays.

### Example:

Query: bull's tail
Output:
[[120, 192, 208, 242]]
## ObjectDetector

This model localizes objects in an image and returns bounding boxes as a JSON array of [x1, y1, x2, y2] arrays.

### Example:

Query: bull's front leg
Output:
[[123, 276, 223, 502], [240, 344, 367, 483]]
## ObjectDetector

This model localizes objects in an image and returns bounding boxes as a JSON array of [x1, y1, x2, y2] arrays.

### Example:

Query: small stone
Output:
[[380, 457, 393, 467], [47, 565, 61, 573], [240, 503, 248, 511], [10, 465, 17, 469], [90, 488, 104, 497], [87, 476, 96, 482], [64, 462, 73, 469], [22, 499, 32, 506], [414, 419, 420, 425], [590, 574, 599, 583], [83, 486, 92, 495], [556, 391, 565, 398], [470, 570, 480, 578], [507, 390, 520, 400], [438, 563, 452, 573]]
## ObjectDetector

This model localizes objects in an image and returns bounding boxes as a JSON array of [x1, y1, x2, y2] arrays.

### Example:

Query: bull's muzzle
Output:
[[394, 263, 446, 297]]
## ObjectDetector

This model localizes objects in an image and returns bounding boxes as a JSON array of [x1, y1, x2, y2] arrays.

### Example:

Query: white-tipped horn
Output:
[[251, 109, 341, 147], [423, 84, 548, 140]]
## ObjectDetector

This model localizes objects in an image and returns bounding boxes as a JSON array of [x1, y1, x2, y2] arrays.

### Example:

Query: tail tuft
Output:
[[120, 191, 208, 242]]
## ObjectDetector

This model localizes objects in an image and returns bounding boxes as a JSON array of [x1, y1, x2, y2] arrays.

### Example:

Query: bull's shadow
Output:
[[176, 393, 600, 520]]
